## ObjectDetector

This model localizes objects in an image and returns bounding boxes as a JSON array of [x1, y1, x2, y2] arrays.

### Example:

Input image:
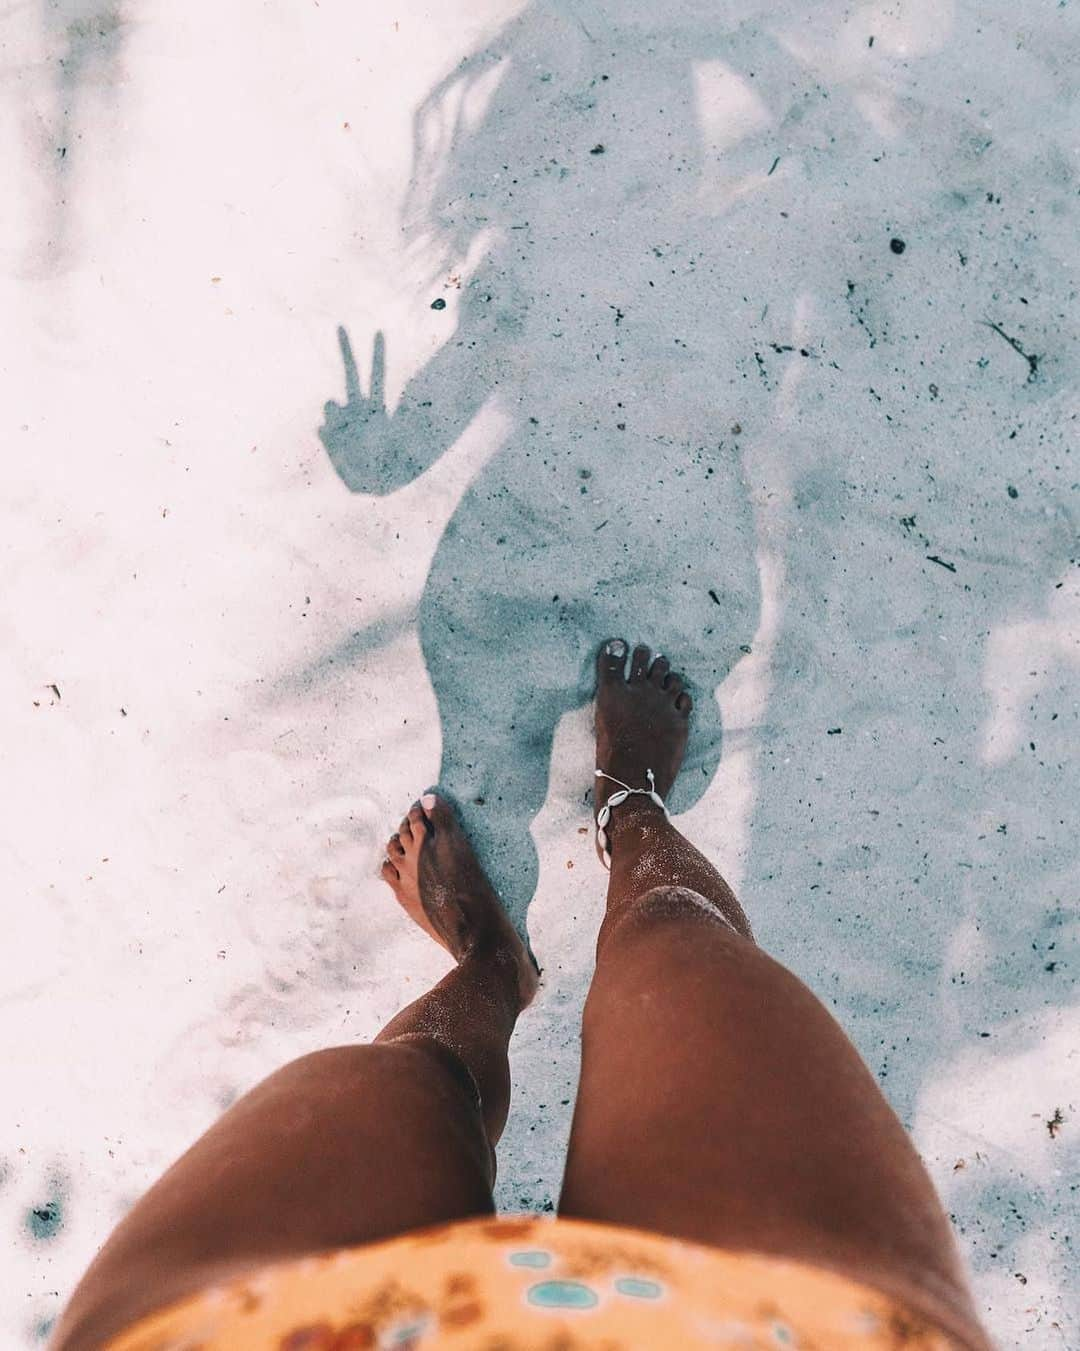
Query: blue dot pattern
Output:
[[509, 1250, 553, 1268], [614, 1276, 665, 1300], [527, 1280, 600, 1310]]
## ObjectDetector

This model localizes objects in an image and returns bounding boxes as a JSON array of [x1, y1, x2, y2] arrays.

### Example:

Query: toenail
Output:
[[421, 793, 437, 810], [605, 639, 627, 657]]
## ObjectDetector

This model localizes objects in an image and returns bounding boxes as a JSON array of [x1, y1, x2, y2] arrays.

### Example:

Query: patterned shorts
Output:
[[106, 1214, 982, 1349]]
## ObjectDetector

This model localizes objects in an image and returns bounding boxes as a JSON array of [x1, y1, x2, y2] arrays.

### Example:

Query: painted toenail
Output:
[[421, 793, 437, 810], [605, 639, 627, 657]]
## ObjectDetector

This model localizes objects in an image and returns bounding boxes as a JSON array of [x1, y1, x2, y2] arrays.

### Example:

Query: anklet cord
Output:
[[594, 768, 669, 871]]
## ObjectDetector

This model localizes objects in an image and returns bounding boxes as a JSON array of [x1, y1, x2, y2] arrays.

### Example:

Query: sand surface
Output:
[[2, 1, 1077, 1345]]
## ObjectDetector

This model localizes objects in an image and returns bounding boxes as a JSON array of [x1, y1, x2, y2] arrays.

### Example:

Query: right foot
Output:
[[380, 795, 539, 1007], [593, 639, 691, 850]]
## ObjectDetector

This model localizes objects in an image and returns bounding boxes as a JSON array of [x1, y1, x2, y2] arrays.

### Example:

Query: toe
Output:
[[665, 673, 684, 698], [597, 638, 628, 684], [398, 815, 414, 842], [675, 690, 693, 715], [629, 644, 652, 681], [420, 791, 454, 834], [387, 835, 406, 858], [380, 858, 400, 882], [407, 802, 430, 836], [649, 655, 670, 686]]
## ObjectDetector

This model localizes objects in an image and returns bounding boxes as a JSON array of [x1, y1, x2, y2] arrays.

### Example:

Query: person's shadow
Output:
[[310, 1, 1079, 1285], [311, 1, 853, 922]]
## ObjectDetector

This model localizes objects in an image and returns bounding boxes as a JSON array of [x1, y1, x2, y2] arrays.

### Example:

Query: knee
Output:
[[374, 1033, 484, 1108], [272, 1040, 477, 1101], [598, 884, 748, 958], [263, 1044, 385, 1091], [241, 1041, 480, 1134], [237, 1041, 494, 1176]]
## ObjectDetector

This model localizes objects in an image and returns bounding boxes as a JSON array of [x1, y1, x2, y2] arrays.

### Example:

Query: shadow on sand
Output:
[[310, 0, 1078, 1278]]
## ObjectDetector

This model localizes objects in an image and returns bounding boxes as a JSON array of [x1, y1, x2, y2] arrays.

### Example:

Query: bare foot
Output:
[[593, 639, 691, 853], [380, 794, 539, 1006]]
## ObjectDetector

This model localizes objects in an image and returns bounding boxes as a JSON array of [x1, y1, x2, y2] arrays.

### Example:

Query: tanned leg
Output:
[[53, 795, 537, 1351], [558, 640, 989, 1350]]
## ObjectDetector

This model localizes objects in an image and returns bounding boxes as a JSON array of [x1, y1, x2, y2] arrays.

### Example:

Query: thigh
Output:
[[559, 889, 987, 1347], [55, 1040, 494, 1351]]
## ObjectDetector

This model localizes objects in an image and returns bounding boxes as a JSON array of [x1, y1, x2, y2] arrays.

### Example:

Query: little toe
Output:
[[597, 638, 629, 685], [629, 644, 652, 682], [675, 690, 693, 714], [380, 858, 399, 882]]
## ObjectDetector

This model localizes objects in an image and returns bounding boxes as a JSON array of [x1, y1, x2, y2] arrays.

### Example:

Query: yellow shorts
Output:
[[106, 1214, 979, 1349]]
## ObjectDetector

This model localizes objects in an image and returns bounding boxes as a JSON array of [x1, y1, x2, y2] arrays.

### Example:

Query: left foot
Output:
[[380, 795, 539, 1007], [592, 639, 691, 862], [594, 639, 691, 811]]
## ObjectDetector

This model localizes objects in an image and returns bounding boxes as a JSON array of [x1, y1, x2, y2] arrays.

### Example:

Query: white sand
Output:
[[2, 1, 1077, 1345]]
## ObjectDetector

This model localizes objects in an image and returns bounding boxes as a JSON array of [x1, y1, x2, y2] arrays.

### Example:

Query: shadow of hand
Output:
[[319, 326, 394, 492]]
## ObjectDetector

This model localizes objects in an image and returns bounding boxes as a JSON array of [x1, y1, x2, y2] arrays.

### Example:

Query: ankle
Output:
[[601, 794, 667, 847], [460, 939, 528, 1011]]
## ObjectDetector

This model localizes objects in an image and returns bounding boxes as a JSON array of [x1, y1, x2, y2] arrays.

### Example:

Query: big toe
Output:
[[420, 791, 456, 834], [597, 638, 629, 686]]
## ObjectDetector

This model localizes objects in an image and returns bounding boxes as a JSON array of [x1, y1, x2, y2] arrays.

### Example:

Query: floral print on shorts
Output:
[[106, 1214, 980, 1350]]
